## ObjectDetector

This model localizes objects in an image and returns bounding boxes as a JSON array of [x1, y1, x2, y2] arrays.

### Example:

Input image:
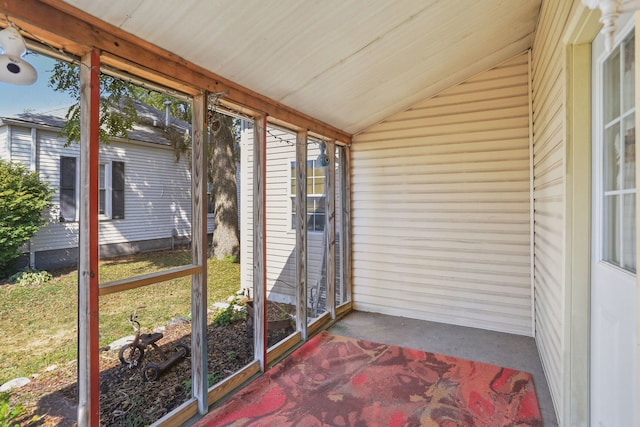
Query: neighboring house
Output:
[[239, 125, 346, 315], [0, 100, 200, 270]]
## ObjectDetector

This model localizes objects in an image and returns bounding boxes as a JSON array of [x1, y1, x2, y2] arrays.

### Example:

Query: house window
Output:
[[59, 157, 125, 221], [112, 161, 125, 219], [290, 159, 326, 232], [98, 163, 107, 216], [59, 156, 77, 222]]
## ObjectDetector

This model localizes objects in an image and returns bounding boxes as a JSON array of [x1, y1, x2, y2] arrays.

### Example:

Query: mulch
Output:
[[10, 307, 294, 427]]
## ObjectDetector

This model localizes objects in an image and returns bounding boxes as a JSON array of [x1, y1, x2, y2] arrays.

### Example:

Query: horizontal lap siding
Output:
[[8, 126, 32, 165], [530, 0, 573, 420], [32, 129, 80, 250], [240, 129, 254, 291], [264, 132, 298, 302], [30, 129, 191, 251], [351, 53, 532, 336], [97, 141, 192, 243], [0, 127, 7, 160], [240, 127, 325, 303]]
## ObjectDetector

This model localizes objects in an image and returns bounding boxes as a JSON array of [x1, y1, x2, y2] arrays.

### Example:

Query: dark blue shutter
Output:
[[112, 161, 125, 219], [59, 156, 76, 222]]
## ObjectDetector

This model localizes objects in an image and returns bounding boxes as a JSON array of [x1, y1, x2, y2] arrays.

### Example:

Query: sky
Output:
[[0, 52, 75, 117]]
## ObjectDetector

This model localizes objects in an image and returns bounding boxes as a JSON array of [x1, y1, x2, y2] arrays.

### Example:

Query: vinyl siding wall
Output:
[[240, 126, 334, 305], [351, 53, 533, 336], [530, 0, 575, 421], [0, 126, 8, 159], [8, 125, 33, 165], [6, 124, 192, 255]]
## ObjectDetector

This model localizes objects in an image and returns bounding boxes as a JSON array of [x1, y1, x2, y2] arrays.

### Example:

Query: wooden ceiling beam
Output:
[[0, 0, 352, 143]]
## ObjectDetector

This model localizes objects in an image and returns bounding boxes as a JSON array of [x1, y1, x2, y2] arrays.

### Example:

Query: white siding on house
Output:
[[265, 133, 298, 303], [0, 126, 8, 160], [240, 125, 253, 292], [33, 128, 79, 250], [351, 53, 532, 336], [28, 128, 192, 252], [240, 125, 326, 305], [530, 0, 573, 421], [8, 126, 33, 166]]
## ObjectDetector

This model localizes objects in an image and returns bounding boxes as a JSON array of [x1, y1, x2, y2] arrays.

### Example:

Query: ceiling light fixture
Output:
[[583, 0, 640, 51], [0, 25, 37, 85]]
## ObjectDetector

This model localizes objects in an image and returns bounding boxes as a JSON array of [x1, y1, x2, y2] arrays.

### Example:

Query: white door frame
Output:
[[563, 5, 640, 426], [563, 5, 604, 426]]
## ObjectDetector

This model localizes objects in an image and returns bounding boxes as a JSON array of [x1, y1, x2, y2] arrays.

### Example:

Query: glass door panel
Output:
[[601, 32, 636, 272]]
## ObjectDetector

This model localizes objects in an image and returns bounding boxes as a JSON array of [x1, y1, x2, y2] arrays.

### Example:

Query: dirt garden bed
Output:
[[9, 302, 296, 427]]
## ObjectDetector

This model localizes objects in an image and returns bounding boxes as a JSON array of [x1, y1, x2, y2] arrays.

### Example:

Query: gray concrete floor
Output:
[[329, 311, 558, 426]]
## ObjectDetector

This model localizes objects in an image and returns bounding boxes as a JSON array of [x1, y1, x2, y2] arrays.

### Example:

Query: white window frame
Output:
[[289, 158, 327, 233], [594, 17, 637, 274], [98, 162, 112, 220]]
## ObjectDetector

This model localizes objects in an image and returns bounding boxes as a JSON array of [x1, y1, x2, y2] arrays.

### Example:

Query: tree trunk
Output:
[[210, 114, 240, 260]]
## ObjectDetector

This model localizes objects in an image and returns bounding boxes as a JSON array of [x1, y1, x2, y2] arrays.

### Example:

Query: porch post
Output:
[[636, 15, 640, 426], [343, 145, 352, 304], [326, 142, 336, 319], [253, 115, 267, 369], [191, 93, 208, 414], [77, 49, 100, 427], [295, 131, 308, 338]]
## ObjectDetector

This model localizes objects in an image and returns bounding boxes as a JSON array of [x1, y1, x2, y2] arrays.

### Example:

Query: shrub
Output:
[[7, 269, 53, 287], [0, 392, 24, 427], [0, 161, 53, 278], [212, 296, 247, 327]]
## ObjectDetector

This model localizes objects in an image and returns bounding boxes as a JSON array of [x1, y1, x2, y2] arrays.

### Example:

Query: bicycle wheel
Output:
[[143, 364, 161, 382], [175, 343, 190, 357], [118, 343, 145, 367]]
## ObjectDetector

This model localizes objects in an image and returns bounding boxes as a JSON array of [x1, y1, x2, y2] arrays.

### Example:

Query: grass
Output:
[[0, 249, 240, 385]]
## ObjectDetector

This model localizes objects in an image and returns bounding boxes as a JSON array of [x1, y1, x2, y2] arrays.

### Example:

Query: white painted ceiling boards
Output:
[[62, 0, 541, 135]]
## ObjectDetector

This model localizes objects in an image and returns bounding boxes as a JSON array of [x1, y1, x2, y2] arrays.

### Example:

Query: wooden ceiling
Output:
[[5, 0, 542, 136]]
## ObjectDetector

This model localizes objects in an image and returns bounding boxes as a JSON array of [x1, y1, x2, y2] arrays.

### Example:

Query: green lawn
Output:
[[0, 250, 240, 384]]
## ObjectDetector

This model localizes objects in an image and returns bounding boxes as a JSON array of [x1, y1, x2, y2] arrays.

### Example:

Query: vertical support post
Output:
[[336, 146, 346, 306], [77, 49, 100, 427], [326, 142, 336, 319], [528, 48, 536, 338], [253, 115, 267, 369], [343, 145, 352, 304], [191, 93, 208, 414], [634, 15, 640, 426], [295, 131, 308, 338]]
